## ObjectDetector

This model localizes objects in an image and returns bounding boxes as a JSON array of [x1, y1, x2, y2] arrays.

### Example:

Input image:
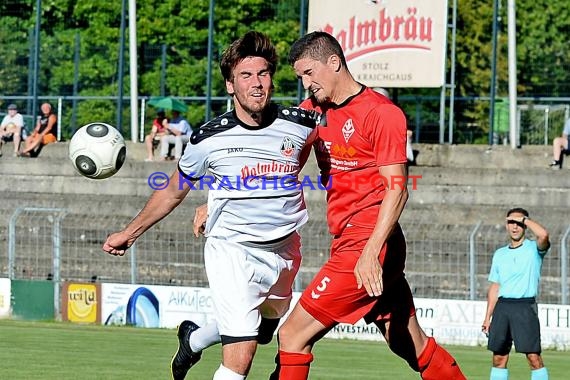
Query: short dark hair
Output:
[[220, 31, 277, 81], [288, 31, 347, 67], [507, 207, 529, 217]]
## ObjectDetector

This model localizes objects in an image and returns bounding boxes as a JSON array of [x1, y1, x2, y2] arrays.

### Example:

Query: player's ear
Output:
[[225, 79, 235, 96], [328, 55, 342, 72]]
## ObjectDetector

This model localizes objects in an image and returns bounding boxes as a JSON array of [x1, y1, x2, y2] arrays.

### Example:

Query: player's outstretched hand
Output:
[[102, 231, 133, 256], [193, 203, 208, 237]]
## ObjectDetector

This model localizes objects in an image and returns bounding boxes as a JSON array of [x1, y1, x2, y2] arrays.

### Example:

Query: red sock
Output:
[[276, 350, 313, 380], [418, 337, 466, 380]]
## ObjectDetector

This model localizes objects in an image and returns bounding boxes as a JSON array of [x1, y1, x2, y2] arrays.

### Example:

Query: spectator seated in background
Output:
[[159, 110, 191, 161], [549, 117, 570, 170], [0, 103, 25, 157], [144, 109, 168, 162], [20, 102, 57, 158], [406, 128, 418, 166]]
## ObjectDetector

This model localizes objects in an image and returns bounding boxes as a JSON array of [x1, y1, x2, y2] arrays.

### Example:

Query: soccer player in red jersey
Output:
[[271, 31, 467, 380]]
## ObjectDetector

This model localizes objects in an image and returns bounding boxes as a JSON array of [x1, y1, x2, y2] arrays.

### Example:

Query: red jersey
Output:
[[300, 86, 407, 235], [153, 117, 167, 134]]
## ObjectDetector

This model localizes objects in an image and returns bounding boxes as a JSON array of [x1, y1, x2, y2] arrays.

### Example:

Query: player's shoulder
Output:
[[190, 111, 240, 145], [358, 88, 399, 110], [494, 244, 511, 256], [275, 104, 319, 130]]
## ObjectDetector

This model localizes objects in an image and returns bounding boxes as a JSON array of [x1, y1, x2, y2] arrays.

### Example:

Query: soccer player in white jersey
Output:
[[102, 31, 317, 380]]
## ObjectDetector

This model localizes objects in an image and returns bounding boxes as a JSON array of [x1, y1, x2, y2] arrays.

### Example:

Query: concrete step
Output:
[[413, 143, 554, 169], [2, 159, 566, 188], [0, 156, 178, 177], [7, 141, 148, 161], [4, 141, 559, 168], [0, 191, 208, 222], [2, 170, 566, 208], [407, 166, 570, 188]]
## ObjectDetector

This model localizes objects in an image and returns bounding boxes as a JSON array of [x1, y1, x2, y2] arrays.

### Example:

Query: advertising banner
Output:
[[328, 298, 570, 350], [101, 283, 215, 328], [99, 282, 570, 350], [308, 0, 448, 87], [61, 282, 101, 324]]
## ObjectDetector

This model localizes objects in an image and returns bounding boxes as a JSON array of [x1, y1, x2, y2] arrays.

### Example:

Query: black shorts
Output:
[[1, 134, 14, 142], [487, 297, 542, 354]]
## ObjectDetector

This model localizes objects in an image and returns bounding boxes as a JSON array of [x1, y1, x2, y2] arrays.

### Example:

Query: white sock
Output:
[[212, 364, 246, 380], [189, 321, 221, 352]]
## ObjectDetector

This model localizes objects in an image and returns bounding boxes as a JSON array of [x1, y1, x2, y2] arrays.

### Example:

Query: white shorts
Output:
[[204, 232, 301, 339]]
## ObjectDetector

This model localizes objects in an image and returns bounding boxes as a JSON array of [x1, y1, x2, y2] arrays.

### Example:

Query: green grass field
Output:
[[1, 320, 568, 379]]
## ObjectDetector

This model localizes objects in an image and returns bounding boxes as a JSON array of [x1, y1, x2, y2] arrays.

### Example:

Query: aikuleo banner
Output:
[[308, 0, 448, 88], [0, 278, 11, 318], [62, 282, 101, 324]]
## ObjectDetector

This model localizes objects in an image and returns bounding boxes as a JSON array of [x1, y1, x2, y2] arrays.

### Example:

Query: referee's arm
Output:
[[482, 282, 499, 334], [524, 217, 550, 252]]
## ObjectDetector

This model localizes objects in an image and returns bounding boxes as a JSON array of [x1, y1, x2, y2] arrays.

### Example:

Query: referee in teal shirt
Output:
[[482, 208, 550, 380]]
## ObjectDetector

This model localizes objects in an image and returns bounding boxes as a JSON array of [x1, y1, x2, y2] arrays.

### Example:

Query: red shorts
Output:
[[299, 224, 415, 327]]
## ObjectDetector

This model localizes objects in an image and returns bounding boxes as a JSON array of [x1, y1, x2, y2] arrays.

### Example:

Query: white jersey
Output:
[[178, 104, 317, 242]]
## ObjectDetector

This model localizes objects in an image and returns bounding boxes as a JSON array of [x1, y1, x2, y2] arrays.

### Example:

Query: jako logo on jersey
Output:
[[280, 136, 296, 158], [342, 119, 354, 142]]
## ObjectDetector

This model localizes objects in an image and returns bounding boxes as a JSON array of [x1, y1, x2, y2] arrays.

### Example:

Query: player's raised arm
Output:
[[102, 169, 192, 256]]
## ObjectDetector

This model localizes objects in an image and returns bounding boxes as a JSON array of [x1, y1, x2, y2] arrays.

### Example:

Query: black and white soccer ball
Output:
[[69, 122, 126, 179]]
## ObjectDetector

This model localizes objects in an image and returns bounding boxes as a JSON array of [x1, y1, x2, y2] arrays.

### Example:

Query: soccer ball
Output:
[[69, 122, 126, 179]]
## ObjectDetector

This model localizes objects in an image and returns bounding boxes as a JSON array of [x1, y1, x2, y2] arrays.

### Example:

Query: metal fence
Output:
[[3, 207, 570, 305]]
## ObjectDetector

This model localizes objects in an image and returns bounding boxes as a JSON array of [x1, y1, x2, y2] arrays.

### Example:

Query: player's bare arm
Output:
[[524, 218, 550, 251], [103, 169, 192, 256], [482, 282, 499, 335], [354, 163, 409, 297]]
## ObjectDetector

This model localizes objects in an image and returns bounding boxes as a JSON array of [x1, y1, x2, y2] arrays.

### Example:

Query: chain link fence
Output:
[[3, 207, 570, 305]]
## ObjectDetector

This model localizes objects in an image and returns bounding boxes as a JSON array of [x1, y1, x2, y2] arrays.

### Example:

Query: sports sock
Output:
[[490, 367, 508, 380], [212, 364, 245, 380], [418, 337, 466, 380], [531, 367, 549, 380], [189, 321, 221, 352], [274, 350, 313, 380], [257, 317, 280, 345]]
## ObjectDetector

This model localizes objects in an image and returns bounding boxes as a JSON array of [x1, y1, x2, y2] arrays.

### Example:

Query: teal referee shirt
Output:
[[488, 239, 548, 298]]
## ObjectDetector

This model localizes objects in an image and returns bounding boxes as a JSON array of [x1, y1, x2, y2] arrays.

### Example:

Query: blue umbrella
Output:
[[148, 96, 188, 113]]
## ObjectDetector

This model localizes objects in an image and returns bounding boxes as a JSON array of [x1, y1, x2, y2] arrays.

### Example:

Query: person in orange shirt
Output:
[[20, 102, 57, 157]]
